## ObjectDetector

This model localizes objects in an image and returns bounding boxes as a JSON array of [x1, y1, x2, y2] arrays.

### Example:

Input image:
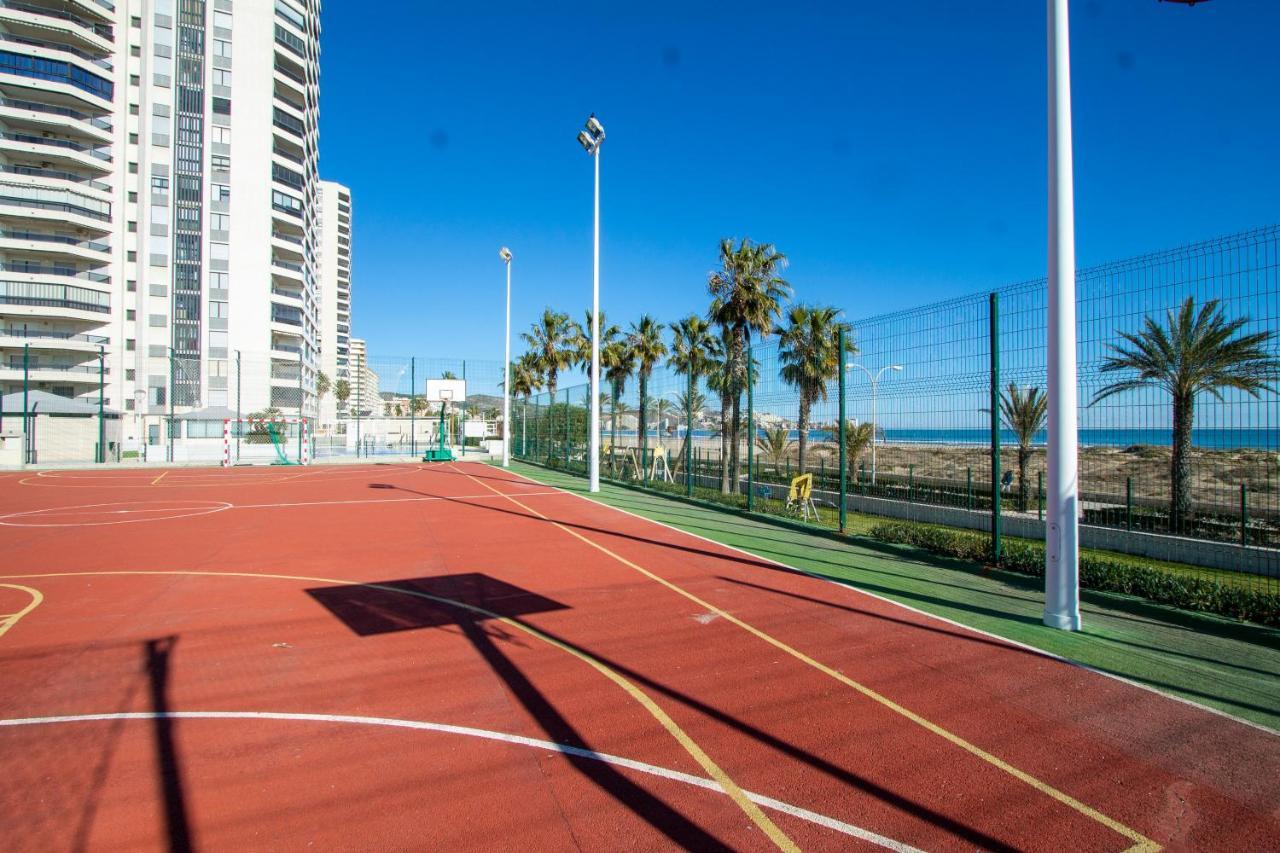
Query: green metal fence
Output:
[[514, 226, 1280, 598]]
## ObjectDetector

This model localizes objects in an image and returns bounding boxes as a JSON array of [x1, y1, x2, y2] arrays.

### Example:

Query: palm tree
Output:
[[521, 309, 576, 397], [602, 334, 635, 454], [843, 421, 875, 477], [334, 378, 351, 414], [705, 326, 738, 493], [755, 427, 793, 475], [316, 370, 331, 404], [441, 371, 458, 381], [573, 309, 617, 373], [708, 237, 791, 492], [778, 304, 847, 476], [999, 384, 1048, 512], [671, 388, 706, 475], [508, 355, 540, 399], [628, 315, 667, 464], [1091, 296, 1279, 532]]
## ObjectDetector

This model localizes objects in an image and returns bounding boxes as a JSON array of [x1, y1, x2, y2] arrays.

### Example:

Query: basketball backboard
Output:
[[425, 378, 466, 404]]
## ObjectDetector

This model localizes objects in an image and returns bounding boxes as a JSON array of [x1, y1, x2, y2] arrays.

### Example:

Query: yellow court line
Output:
[[450, 465, 1159, 853], [0, 584, 43, 639], [151, 470, 169, 486], [0, 568, 796, 852]]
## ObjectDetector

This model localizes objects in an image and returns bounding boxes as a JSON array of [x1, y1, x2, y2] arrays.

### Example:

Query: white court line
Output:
[[0, 710, 918, 851], [494, 463, 1280, 738], [230, 490, 561, 511]]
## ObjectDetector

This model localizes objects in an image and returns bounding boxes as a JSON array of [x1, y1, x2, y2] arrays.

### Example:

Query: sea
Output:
[[616, 428, 1278, 451]]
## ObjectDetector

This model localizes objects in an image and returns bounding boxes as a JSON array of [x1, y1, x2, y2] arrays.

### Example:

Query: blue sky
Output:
[[319, 1, 1279, 365]]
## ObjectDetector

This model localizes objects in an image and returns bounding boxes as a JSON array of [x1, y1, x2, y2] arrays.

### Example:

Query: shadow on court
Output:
[[304, 574, 732, 848]]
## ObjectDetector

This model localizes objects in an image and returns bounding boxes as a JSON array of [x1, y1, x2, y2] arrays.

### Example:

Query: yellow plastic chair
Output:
[[786, 473, 820, 522]]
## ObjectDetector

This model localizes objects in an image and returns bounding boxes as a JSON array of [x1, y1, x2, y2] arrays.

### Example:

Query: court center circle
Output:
[[0, 500, 234, 527]]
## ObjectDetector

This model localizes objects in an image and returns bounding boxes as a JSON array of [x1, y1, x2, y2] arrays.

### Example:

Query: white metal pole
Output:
[[588, 146, 602, 492], [1045, 0, 1081, 631], [503, 257, 511, 467]]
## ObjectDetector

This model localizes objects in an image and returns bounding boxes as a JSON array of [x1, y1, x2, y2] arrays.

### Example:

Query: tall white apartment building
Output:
[[316, 178, 349, 428], [0, 1, 118, 408], [348, 335, 377, 416], [0, 0, 327, 453]]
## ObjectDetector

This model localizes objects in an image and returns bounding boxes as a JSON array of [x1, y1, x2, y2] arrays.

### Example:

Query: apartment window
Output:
[[130, 104, 139, 115], [212, 183, 230, 202], [131, 46, 141, 57], [210, 272, 228, 290], [275, 0, 306, 30], [209, 302, 228, 320], [126, 338, 136, 351], [214, 11, 233, 29], [126, 369, 136, 380], [212, 97, 231, 115], [126, 309, 136, 320], [128, 191, 138, 203], [127, 280, 137, 292], [211, 126, 231, 145], [131, 15, 141, 27], [210, 331, 228, 349], [127, 250, 137, 261], [129, 162, 139, 174], [213, 69, 231, 87], [126, 399, 136, 411], [213, 39, 232, 58], [152, 176, 170, 193], [210, 213, 229, 230], [271, 190, 302, 216], [209, 359, 227, 378], [211, 154, 230, 171], [129, 132, 138, 144], [127, 221, 137, 233], [130, 75, 140, 87], [210, 242, 229, 261]]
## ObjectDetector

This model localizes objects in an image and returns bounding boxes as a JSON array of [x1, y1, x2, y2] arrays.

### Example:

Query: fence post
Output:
[[97, 344, 105, 463], [1038, 470, 1044, 521], [563, 387, 570, 469], [838, 329, 848, 531], [459, 360, 467, 456], [167, 347, 175, 464], [908, 464, 914, 503], [355, 365, 362, 458], [746, 342, 755, 512], [22, 343, 29, 464], [1241, 483, 1248, 548], [686, 370, 694, 496], [410, 358, 416, 457], [235, 350, 242, 462], [1125, 476, 1132, 532], [989, 291, 1002, 561], [298, 351, 304, 463]]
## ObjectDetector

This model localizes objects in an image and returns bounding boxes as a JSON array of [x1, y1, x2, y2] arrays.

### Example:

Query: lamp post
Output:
[[500, 246, 512, 467], [1044, 0, 1081, 631], [577, 114, 605, 492], [846, 362, 902, 485]]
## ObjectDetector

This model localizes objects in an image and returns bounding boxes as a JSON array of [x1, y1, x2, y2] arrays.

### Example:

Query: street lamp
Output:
[[845, 362, 902, 484], [500, 246, 512, 467], [578, 113, 605, 492]]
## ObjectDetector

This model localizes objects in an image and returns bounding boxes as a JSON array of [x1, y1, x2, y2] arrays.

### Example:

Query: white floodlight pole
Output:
[[1045, 0, 1081, 631], [586, 118, 604, 493], [501, 247, 512, 467]]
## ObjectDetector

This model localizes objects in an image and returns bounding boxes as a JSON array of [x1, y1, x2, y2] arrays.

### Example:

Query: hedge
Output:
[[870, 521, 1280, 627]]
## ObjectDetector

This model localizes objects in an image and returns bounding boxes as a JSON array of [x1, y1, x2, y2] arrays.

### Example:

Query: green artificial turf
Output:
[[503, 461, 1280, 732]]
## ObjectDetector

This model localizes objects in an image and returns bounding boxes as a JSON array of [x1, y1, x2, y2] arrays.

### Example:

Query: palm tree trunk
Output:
[[1017, 444, 1030, 513], [1171, 392, 1194, 535], [797, 397, 810, 475], [610, 381, 619, 468], [638, 373, 648, 471], [719, 395, 731, 494], [729, 393, 741, 493]]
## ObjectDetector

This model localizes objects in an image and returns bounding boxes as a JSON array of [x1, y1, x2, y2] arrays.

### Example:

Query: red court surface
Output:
[[1, 461, 1277, 851]]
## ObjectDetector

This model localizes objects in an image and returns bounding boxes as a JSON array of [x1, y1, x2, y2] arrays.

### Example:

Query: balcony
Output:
[[0, 279, 109, 315], [271, 305, 303, 327], [0, 0, 115, 42], [0, 94, 111, 138], [0, 326, 107, 345], [0, 360, 107, 385], [0, 227, 109, 258], [0, 262, 108, 285], [0, 131, 111, 173]]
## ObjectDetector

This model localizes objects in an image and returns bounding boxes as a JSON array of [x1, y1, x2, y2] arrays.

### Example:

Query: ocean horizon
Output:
[[612, 427, 1278, 451]]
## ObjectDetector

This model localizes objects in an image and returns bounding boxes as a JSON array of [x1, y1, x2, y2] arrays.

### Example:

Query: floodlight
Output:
[[577, 130, 596, 152], [499, 247, 512, 263], [586, 115, 605, 137]]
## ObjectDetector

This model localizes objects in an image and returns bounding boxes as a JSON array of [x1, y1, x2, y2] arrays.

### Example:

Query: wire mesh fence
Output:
[[514, 226, 1280, 603], [0, 347, 504, 466]]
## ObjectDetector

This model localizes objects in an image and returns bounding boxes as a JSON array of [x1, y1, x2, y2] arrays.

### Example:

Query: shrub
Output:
[[870, 521, 1280, 627]]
